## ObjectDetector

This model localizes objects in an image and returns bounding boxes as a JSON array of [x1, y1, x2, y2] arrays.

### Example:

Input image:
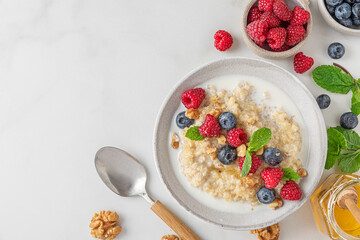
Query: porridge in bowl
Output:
[[171, 76, 307, 208]]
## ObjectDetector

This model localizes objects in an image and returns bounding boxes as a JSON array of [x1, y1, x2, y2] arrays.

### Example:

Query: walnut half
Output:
[[161, 234, 179, 240], [250, 223, 280, 240], [90, 210, 122, 240]]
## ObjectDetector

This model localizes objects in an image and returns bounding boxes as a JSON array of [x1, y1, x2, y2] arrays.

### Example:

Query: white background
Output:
[[1, 0, 359, 239]]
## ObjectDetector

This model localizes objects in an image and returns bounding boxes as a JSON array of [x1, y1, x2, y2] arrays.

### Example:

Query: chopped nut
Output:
[[209, 95, 221, 105], [206, 147, 218, 160], [161, 235, 179, 240], [250, 223, 280, 240], [209, 107, 222, 118], [297, 168, 307, 177], [244, 175, 260, 188], [185, 108, 200, 120], [171, 132, 180, 150], [237, 144, 247, 157], [218, 135, 227, 145], [90, 210, 122, 240], [255, 147, 264, 156], [269, 198, 283, 210]]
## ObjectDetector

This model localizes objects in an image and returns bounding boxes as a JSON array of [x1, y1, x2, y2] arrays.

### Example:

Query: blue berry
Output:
[[316, 94, 331, 109], [340, 112, 359, 129], [353, 16, 360, 25], [339, 17, 353, 27], [218, 112, 237, 130], [346, 0, 355, 3], [335, 3, 352, 19], [263, 148, 282, 166], [353, 3, 360, 17], [217, 145, 237, 165], [326, 0, 343, 6], [328, 42, 345, 59], [176, 111, 194, 129], [257, 187, 276, 204], [327, 4, 336, 14], [356, 0, 360, 3]]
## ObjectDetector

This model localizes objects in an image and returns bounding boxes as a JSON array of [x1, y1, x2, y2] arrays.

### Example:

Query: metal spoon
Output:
[[95, 146, 200, 240]]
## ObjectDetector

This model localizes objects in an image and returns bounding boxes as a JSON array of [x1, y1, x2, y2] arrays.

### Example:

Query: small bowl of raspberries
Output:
[[241, 0, 312, 59]]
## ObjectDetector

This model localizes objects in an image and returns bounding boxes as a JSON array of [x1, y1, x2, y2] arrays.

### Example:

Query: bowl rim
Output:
[[240, 0, 313, 59], [317, 0, 360, 35], [153, 57, 327, 230]]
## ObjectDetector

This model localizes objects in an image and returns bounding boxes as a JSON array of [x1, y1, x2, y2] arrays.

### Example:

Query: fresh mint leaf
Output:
[[185, 126, 204, 141], [328, 128, 347, 154], [335, 126, 360, 150], [281, 168, 300, 181], [352, 89, 360, 116], [312, 65, 355, 94], [248, 127, 272, 152], [338, 149, 360, 173], [240, 151, 252, 177], [325, 153, 340, 170]]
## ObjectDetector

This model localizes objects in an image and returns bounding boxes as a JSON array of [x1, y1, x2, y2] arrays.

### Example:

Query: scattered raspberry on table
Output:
[[294, 52, 314, 74], [214, 30, 233, 51]]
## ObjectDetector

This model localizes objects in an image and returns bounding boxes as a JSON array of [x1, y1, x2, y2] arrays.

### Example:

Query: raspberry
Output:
[[273, 0, 293, 21], [290, 6, 310, 26], [294, 52, 314, 74], [226, 128, 247, 147], [255, 40, 265, 48], [280, 181, 302, 200], [272, 44, 290, 52], [258, 0, 275, 12], [239, 154, 262, 175], [181, 88, 205, 109], [214, 30, 233, 51], [248, 6, 262, 23], [198, 114, 221, 137], [266, 27, 287, 49], [260, 11, 281, 28], [246, 20, 269, 43], [285, 25, 306, 46], [261, 168, 284, 189]]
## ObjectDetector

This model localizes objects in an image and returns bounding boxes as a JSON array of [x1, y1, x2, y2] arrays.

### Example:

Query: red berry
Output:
[[181, 88, 205, 109], [281, 181, 302, 200], [261, 168, 284, 189], [266, 27, 287, 49], [214, 30, 233, 51], [248, 6, 262, 23], [273, 0, 293, 21], [260, 11, 281, 28], [272, 44, 290, 52], [294, 52, 314, 74], [226, 128, 247, 147], [239, 154, 262, 175], [198, 114, 221, 137], [258, 0, 275, 12], [247, 20, 269, 43], [290, 6, 310, 26], [285, 25, 306, 46]]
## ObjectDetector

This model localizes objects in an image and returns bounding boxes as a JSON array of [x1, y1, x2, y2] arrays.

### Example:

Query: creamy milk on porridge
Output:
[[169, 74, 308, 213]]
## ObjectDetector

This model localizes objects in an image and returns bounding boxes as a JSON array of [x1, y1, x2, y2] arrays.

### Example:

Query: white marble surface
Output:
[[1, 0, 360, 239]]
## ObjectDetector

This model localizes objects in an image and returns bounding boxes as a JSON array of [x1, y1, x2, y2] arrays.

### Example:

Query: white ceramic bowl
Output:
[[153, 58, 327, 230], [318, 0, 360, 35]]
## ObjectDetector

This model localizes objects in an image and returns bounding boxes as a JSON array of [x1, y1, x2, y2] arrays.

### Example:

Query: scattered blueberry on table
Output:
[[328, 42, 345, 59], [316, 94, 331, 109], [340, 112, 359, 129]]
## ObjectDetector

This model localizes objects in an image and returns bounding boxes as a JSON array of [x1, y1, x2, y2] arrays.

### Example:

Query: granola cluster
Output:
[[89, 210, 122, 240], [250, 223, 280, 240], [161, 234, 180, 240]]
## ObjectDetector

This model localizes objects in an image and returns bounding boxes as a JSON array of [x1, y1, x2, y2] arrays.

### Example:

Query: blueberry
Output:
[[335, 3, 352, 19], [176, 111, 194, 129], [353, 3, 360, 17], [346, 0, 355, 3], [340, 112, 359, 129], [353, 16, 360, 25], [217, 145, 237, 165], [218, 112, 237, 130], [326, 0, 343, 6], [339, 17, 353, 27], [328, 42, 345, 59], [263, 148, 282, 166], [356, 0, 360, 3], [257, 187, 276, 204], [316, 94, 331, 109], [327, 4, 336, 14]]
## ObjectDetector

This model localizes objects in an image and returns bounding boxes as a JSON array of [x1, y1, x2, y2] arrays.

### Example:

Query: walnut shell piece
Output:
[[250, 223, 280, 240], [90, 210, 122, 240]]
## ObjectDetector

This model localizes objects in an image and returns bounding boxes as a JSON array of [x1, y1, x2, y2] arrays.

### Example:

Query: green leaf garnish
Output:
[[335, 126, 360, 150], [185, 126, 204, 141], [312, 65, 354, 94], [281, 168, 300, 181], [338, 149, 360, 173], [325, 128, 347, 170], [352, 89, 360, 116], [240, 151, 252, 177], [247, 127, 272, 152]]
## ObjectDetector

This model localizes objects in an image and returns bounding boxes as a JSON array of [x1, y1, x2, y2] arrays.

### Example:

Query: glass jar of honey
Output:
[[310, 173, 360, 240]]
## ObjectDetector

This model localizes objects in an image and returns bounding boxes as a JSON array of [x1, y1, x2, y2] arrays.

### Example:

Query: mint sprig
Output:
[[241, 127, 271, 177], [281, 168, 300, 181], [185, 126, 204, 141], [312, 63, 360, 115]]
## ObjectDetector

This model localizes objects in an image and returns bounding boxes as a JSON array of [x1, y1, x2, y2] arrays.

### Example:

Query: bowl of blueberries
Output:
[[319, 0, 360, 34]]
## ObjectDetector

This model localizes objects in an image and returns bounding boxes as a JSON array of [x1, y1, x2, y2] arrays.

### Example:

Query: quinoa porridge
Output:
[[172, 77, 304, 207]]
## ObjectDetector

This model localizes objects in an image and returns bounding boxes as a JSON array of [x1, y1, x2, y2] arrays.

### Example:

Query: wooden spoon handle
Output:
[[151, 200, 200, 240], [345, 198, 360, 225]]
